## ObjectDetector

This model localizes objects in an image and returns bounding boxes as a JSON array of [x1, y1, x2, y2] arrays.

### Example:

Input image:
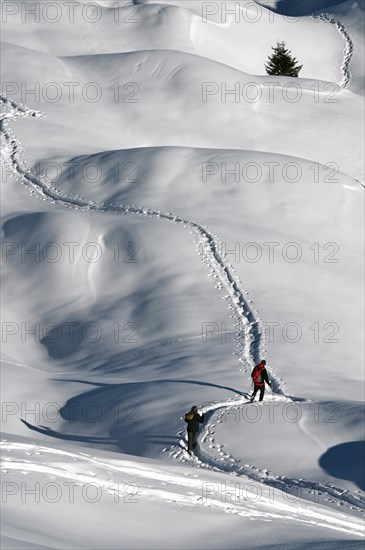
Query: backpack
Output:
[[252, 365, 264, 385]]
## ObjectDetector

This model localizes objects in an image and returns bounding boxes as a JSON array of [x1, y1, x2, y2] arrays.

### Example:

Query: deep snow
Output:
[[1, 0, 364, 548]]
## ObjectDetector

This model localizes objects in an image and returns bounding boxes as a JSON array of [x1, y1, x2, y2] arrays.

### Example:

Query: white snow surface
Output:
[[1, 0, 364, 548]]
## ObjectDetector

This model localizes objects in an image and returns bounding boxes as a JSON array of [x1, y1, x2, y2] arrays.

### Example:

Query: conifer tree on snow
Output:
[[265, 41, 303, 77]]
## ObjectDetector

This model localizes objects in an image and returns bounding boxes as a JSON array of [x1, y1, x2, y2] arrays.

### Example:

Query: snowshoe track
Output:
[[313, 12, 353, 88], [1, 95, 364, 526]]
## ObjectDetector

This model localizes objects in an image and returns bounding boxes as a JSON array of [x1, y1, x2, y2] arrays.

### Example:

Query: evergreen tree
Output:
[[265, 41, 303, 77]]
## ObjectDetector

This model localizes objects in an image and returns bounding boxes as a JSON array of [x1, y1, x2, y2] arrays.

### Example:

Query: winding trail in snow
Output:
[[1, 95, 364, 522], [168, 393, 365, 515], [314, 12, 353, 88], [0, 94, 268, 381]]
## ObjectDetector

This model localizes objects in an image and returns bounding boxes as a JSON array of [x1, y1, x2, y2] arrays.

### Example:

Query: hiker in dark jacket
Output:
[[184, 406, 205, 455], [250, 359, 271, 402]]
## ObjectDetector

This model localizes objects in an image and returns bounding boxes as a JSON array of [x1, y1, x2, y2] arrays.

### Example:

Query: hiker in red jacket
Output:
[[250, 360, 271, 402]]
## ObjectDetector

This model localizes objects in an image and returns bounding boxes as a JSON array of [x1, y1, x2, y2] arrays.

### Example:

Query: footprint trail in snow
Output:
[[1, 95, 364, 529]]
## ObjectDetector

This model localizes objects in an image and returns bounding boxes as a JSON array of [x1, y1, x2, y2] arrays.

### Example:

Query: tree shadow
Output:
[[50, 377, 245, 422], [21, 378, 245, 454], [319, 440, 365, 490], [21, 419, 119, 445]]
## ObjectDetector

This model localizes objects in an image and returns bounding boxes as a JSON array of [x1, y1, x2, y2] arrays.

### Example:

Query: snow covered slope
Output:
[[1, 0, 364, 548], [0, 0, 350, 82], [256, 0, 365, 95]]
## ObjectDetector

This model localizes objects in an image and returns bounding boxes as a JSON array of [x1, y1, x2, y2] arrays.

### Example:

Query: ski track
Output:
[[1, 95, 364, 529], [313, 12, 353, 88], [1, 439, 364, 537]]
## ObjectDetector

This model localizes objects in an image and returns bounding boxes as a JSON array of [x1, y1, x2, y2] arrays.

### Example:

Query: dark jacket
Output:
[[185, 412, 205, 433], [251, 363, 270, 387]]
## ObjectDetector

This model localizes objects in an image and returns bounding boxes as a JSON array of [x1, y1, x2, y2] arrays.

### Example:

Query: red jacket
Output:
[[251, 363, 270, 387]]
